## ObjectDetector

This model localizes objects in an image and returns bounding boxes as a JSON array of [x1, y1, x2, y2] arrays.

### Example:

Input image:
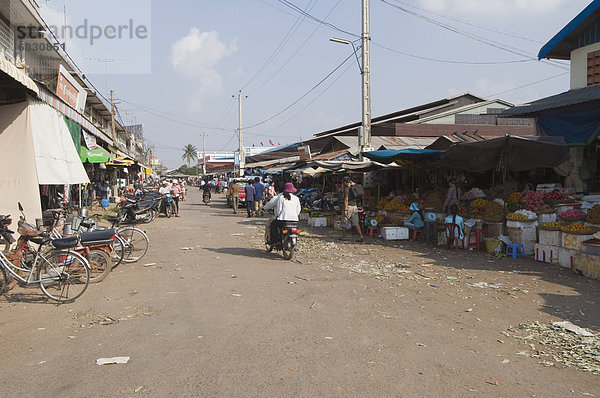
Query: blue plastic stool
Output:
[[506, 243, 525, 259]]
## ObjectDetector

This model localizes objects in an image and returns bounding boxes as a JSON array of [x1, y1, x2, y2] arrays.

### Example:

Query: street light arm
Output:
[[330, 37, 363, 73]]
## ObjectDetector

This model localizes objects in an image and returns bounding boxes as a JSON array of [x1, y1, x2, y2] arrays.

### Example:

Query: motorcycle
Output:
[[265, 221, 300, 260], [160, 194, 176, 218], [203, 192, 211, 205], [118, 197, 158, 224], [0, 215, 15, 252]]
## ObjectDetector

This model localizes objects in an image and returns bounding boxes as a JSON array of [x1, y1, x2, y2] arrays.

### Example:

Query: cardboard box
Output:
[[308, 217, 327, 227], [534, 244, 560, 264]]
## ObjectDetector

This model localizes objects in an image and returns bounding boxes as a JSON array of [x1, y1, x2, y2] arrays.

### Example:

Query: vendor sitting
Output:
[[404, 203, 424, 231], [444, 205, 465, 242]]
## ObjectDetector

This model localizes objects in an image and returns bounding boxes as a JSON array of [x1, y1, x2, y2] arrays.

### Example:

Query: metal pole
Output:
[[238, 91, 245, 177], [202, 132, 206, 176], [361, 0, 371, 160]]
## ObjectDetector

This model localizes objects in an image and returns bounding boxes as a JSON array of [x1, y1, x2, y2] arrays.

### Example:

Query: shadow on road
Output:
[[203, 246, 283, 261]]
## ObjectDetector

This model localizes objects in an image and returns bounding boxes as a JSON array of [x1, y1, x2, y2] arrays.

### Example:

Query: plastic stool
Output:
[[468, 229, 486, 251], [506, 243, 525, 259], [411, 228, 424, 241], [366, 226, 380, 237]]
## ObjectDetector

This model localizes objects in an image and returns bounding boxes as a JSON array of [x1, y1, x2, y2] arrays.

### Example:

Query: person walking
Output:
[[171, 181, 182, 216], [341, 176, 364, 242], [267, 181, 276, 199], [245, 180, 256, 217], [230, 180, 240, 214], [253, 177, 265, 217]]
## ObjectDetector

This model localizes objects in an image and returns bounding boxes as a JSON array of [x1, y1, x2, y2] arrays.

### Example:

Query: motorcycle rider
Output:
[[159, 181, 172, 215], [203, 178, 212, 202], [264, 182, 300, 244]]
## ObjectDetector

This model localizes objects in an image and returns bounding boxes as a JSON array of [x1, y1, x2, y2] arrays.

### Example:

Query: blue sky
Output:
[[41, 0, 591, 168]]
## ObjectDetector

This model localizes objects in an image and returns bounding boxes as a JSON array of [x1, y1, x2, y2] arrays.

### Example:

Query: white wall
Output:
[[570, 42, 600, 89]]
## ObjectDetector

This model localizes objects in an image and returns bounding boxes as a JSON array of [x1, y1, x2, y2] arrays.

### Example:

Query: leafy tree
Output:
[[182, 144, 198, 167]]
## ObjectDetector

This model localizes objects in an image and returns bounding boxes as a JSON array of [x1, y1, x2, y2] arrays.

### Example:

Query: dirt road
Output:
[[0, 189, 598, 397]]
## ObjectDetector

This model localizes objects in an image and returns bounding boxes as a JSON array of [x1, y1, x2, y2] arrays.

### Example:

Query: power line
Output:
[[245, 50, 357, 130], [486, 71, 569, 98], [276, 0, 359, 39], [379, 0, 569, 71], [388, 0, 543, 44], [372, 42, 535, 65], [242, 0, 318, 91], [249, 0, 344, 95]]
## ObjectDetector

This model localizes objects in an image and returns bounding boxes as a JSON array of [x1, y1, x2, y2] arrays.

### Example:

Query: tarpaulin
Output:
[[362, 148, 442, 164], [441, 135, 569, 173], [536, 102, 600, 145]]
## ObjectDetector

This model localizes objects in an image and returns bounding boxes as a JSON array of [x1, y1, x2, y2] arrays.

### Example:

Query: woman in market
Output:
[[404, 203, 424, 231], [444, 205, 465, 244], [442, 179, 461, 213]]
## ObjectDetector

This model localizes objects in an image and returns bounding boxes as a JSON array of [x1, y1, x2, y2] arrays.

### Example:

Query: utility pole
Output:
[[110, 89, 117, 144], [202, 132, 206, 176], [237, 91, 246, 177], [361, 0, 372, 160]]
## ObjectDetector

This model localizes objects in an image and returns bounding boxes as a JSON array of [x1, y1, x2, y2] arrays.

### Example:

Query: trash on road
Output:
[[485, 380, 499, 386], [96, 356, 130, 365], [180, 247, 194, 250], [468, 282, 501, 289], [552, 321, 595, 337], [143, 263, 156, 267], [231, 233, 244, 236], [232, 293, 242, 297]]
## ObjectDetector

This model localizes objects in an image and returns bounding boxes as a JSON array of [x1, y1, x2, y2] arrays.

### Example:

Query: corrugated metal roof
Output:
[[538, 0, 600, 60], [333, 136, 436, 151], [500, 84, 600, 117]]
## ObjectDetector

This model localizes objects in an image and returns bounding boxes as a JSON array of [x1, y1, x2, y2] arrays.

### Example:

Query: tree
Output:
[[182, 144, 198, 167]]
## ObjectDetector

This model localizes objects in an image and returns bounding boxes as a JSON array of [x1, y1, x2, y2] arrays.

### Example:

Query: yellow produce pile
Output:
[[562, 223, 593, 233], [587, 205, 600, 224], [484, 201, 506, 222], [374, 215, 384, 224], [384, 199, 409, 212], [472, 198, 490, 208], [507, 212, 528, 220], [542, 222, 560, 228], [509, 192, 522, 202], [377, 198, 389, 209]]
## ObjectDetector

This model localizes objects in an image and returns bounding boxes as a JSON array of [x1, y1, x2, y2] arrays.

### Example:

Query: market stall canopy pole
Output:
[[440, 135, 569, 173]]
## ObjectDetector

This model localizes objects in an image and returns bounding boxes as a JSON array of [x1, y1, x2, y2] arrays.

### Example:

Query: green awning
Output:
[[80, 146, 112, 163]]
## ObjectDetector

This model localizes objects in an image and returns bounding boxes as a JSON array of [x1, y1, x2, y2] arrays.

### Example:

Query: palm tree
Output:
[[182, 144, 198, 167]]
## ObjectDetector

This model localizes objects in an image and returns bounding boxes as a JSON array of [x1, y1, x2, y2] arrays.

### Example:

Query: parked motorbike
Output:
[[265, 221, 300, 260], [0, 215, 15, 252], [118, 196, 159, 224]]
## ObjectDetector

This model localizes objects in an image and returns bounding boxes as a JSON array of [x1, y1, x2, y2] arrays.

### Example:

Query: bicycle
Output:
[[0, 231, 90, 303]]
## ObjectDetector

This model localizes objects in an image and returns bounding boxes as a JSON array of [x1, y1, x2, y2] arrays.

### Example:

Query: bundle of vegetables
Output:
[[520, 191, 552, 213], [507, 201, 523, 212], [559, 209, 587, 219], [561, 223, 594, 234], [587, 205, 600, 224], [508, 192, 522, 202], [543, 190, 569, 203], [484, 201, 506, 223]]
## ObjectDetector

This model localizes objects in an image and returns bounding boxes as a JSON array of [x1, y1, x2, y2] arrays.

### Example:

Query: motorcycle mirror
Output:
[[18, 202, 23, 212]]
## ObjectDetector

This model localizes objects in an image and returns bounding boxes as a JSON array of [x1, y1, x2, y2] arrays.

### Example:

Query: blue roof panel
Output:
[[538, 0, 600, 60]]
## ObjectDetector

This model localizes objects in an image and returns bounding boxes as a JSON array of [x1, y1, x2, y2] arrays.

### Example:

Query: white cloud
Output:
[[170, 29, 237, 111], [416, 0, 567, 16]]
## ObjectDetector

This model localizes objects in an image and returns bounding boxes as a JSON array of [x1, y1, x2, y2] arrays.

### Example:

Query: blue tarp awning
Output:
[[362, 148, 442, 164]]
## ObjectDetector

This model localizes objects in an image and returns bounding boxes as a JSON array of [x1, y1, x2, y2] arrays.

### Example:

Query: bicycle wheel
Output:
[[38, 250, 90, 303], [118, 228, 149, 263], [0, 266, 7, 295], [86, 249, 111, 283], [111, 235, 126, 269]]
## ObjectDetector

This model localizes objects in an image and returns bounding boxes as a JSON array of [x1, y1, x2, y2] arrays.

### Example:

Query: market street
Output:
[[0, 189, 598, 397]]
